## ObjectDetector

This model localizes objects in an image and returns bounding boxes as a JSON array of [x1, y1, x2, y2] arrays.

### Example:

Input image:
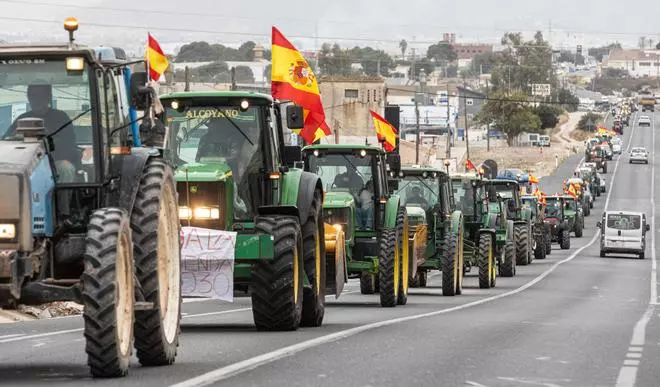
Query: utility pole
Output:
[[445, 83, 451, 159], [184, 66, 190, 92], [415, 94, 420, 164], [410, 48, 417, 81], [463, 76, 470, 160], [486, 79, 490, 152], [230, 67, 236, 91]]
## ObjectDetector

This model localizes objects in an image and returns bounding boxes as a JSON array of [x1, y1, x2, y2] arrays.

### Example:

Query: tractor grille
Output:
[[177, 181, 227, 230]]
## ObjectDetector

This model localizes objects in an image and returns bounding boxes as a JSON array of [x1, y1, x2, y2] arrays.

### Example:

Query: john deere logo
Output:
[[190, 186, 198, 193]]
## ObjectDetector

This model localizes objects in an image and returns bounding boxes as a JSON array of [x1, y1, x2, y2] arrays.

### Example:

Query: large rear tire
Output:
[[575, 218, 584, 238], [300, 189, 326, 327], [251, 216, 304, 331], [477, 233, 496, 289], [82, 208, 135, 378], [360, 272, 376, 294], [379, 228, 399, 307], [500, 241, 516, 277], [514, 225, 529, 266], [534, 234, 546, 260], [560, 229, 571, 249], [131, 158, 181, 367], [442, 230, 460, 296]]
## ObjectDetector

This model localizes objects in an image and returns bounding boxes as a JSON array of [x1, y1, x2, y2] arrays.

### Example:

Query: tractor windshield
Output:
[[545, 200, 562, 218], [307, 153, 375, 229], [398, 175, 438, 211], [566, 200, 578, 211], [167, 105, 263, 220], [0, 59, 94, 182], [451, 179, 478, 217]]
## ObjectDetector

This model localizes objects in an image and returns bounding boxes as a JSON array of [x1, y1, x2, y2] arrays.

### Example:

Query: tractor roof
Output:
[[490, 178, 520, 186], [160, 91, 273, 102], [0, 43, 97, 62], [450, 172, 484, 180], [303, 144, 384, 154], [401, 165, 444, 175]]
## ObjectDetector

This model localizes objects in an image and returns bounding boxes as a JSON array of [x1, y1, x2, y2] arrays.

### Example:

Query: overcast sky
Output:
[[0, 0, 658, 55]]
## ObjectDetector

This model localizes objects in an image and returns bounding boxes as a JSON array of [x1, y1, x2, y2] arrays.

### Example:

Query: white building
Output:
[[603, 49, 660, 78]]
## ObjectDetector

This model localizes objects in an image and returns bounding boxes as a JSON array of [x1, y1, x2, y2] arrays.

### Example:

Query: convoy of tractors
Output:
[[0, 18, 621, 378]]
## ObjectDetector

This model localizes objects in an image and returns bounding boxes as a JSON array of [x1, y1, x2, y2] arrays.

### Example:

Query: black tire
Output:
[[600, 250, 606, 257], [640, 253, 645, 259], [500, 241, 516, 277], [360, 272, 376, 294], [514, 225, 529, 266], [575, 219, 583, 238], [418, 270, 428, 287], [82, 208, 135, 378], [603, 163, 608, 174], [534, 235, 546, 260], [544, 230, 552, 255], [251, 216, 304, 331], [560, 229, 571, 249], [442, 230, 460, 296], [410, 272, 420, 288], [300, 189, 326, 327], [131, 158, 181, 367], [379, 228, 398, 307], [396, 208, 409, 305], [477, 233, 496, 289]]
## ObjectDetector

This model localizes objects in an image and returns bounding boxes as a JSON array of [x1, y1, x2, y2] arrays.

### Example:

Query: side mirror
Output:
[[646, 224, 651, 232], [286, 105, 305, 130], [283, 145, 302, 168], [386, 153, 401, 175], [130, 71, 151, 110], [596, 221, 602, 228], [388, 178, 399, 192]]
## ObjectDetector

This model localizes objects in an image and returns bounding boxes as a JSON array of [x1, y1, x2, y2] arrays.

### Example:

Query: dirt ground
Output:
[[466, 112, 585, 177]]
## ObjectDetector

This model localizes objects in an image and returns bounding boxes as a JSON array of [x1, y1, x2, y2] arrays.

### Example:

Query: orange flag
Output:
[[271, 26, 330, 144], [529, 174, 539, 184], [369, 110, 398, 152], [465, 159, 476, 172], [146, 33, 169, 81]]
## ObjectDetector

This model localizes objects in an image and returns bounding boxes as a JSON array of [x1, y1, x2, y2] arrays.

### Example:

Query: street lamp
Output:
[[444, 159, 451, 175]]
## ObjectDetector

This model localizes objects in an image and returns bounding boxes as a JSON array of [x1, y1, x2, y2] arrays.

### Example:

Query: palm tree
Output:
[[399, 39, 408, 60]]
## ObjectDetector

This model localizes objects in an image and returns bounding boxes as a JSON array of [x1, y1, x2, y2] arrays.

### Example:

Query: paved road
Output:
[[0, 110, 657, 387]]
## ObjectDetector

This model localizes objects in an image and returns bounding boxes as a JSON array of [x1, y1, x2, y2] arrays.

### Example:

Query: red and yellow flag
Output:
[[146, 33, 169, 81], [369, 110, 398, 152], [271, 26, 330, 144], [529, 174, 539, 184], [465, 159, 476, 172]]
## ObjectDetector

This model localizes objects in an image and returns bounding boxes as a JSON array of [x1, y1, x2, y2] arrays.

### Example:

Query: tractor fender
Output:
[[383, 194, 402, 228], [278, 168, 323, 224], [449, 210, 463, 234], [107, 149, 154, 217], [476, 228, 497, 244], [506, 220, 515, 241]]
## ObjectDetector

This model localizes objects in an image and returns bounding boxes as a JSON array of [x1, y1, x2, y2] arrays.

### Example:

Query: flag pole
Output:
[[145, 32, 151, 83]]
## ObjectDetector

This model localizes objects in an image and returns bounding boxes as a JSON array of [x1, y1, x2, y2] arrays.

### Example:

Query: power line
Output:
[[0, 0, 657, 40]]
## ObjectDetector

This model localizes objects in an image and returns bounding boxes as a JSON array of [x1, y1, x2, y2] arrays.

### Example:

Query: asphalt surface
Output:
[[0, 110, 658, 387]]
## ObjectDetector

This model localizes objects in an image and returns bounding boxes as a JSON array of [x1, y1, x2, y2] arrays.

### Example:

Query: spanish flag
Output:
[[146, 33, 169, 81], [529, 174, 539, 184], [271, 27, 330, 144], [465, 159, 476, 172], [369, 110, 398, 152]]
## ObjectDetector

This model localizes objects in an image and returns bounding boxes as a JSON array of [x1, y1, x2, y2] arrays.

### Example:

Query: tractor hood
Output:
[[174, 162, 233, 182], [323, 191, 356, 209], [544, 217, 560, 225]]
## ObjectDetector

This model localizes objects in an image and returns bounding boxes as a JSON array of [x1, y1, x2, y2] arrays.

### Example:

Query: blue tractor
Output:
[[0, 19, 181, 377]]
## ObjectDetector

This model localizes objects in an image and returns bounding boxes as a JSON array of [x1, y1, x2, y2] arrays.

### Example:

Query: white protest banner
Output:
[[180, 226, 236, 302]]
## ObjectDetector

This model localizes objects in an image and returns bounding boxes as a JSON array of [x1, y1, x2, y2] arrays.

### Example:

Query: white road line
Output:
[[170, 151, 627, 387], [627, 353, 642, 359], [616, 111, 654, 387], [0, 333, 25, 340]]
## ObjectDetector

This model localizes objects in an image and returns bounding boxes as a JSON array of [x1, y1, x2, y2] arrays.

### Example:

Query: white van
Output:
[[597, 211, 650, 259]]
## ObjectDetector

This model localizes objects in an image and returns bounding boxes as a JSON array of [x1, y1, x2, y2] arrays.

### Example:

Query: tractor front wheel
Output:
[[534, 234, 546, 260], [131, 158, 181, 367], [396, 207, 410, 306], [82, 208, 135, 378], [500, 240, 516, 277], [442, 230, 461, 296], [515, 225, 530, 266], [300, 189, 326, 327], [575, 219, 584, 238], [477, 233, 496, 289], [360, 272, 376, 294], [251, 216, 304, 331], [379, 228, 399, 307], [560, 229, 571, 249]]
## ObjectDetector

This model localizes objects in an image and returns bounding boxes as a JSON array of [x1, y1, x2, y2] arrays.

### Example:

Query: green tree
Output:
[[233, 65, 255, 83], [349, 46, 396, 76], [399, 39, 408, 60], [534, 104, 563, 129], [191, 61, 230, 82], [407, 58, 435, 79], [476, 91, 541, 145], [577, 112, 603, 132], [588, 43, 622, 62], [176, 41, 220, 62], [238, 41, 256, 61], [318, 43, 352, 76], [426, 42, 458, 64], [605, 68, 629, 78], [557, 51, 575, 63], [445, 65, 458, 78], [470, 52, 496, 74]]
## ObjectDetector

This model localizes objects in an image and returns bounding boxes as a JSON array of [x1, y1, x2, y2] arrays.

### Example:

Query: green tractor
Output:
[[160, 91, 347, 330], [301, 144, 411, 306], [563, 195, 584, 238], [491, 178, 534, 266], [394, 165, 465, 296], [451, 173, 517, 289], [521, 195, 550, 260], [543, 195, 571, 250]]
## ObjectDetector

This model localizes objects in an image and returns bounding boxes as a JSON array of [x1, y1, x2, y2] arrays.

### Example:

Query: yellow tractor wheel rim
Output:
[[293, 246, 299, 303], [393, 232, 399, 298], [401, 218, 409, 295], [489, 243, 495, 284], [315, 230, 321, 293]]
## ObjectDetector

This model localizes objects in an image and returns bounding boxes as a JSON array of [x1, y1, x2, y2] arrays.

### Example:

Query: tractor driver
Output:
[[407, 185, 429, 209], [9, 83, 79, 183], [332, 164, 364, 196]]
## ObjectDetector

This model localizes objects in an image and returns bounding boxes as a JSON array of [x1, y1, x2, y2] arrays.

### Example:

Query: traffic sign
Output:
[[531, 83, 551, 97]]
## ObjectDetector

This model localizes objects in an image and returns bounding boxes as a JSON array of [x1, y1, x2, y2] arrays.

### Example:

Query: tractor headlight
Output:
[[179, 206, 192, 220], [0, 224, 16, 239], [193, 206, 220, 220]]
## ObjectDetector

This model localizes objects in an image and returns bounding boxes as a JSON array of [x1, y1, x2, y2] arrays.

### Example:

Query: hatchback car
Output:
[[610, 137, 622, 154], [629, 147, 649, 164], [638, 116, 651, 127]]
